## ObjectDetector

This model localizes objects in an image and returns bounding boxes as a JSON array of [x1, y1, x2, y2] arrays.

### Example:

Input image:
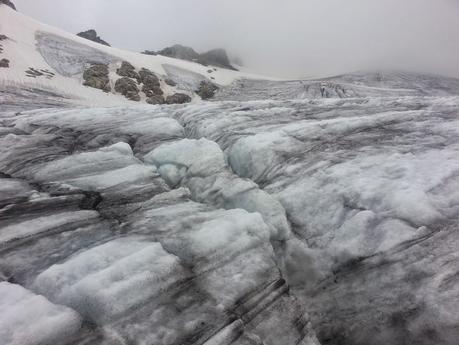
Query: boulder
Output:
[[139, 68, 160, 87], [166, 93, 191, 104], [77, 29, 110, 47], [82, 63, 111, 92], [116, 61, 140, 82], [144, 87, 163, 97], [138, 68, 163, 97], [146, 95, 165, 105], [0, 58, 9, 68], [196, 80, 219, 100], [114, 77, 140, 101], [0, 0, 16, 10]]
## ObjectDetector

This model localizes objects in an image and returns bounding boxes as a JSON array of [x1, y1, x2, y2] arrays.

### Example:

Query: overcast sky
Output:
[[13, 0, 459, 78]]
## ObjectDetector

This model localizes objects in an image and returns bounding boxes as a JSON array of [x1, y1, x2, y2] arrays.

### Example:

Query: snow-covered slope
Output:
[[0, 5, 272, 109]]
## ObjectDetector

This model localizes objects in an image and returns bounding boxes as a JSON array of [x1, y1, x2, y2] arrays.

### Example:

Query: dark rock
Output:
[[125, 91, 141, 102], [138, 68, 160, 86], [144, 87, 163, 97], [115, 77, 140, 101], [24, 68, 54, 79], [0, 0, 16, 10], [196, 80, 219, 100], [0, 34, 8, 41], [83, 63, 111, 92], [77, 29, 110, 47], [198, 49, 236, 70], [146, 95, 165, 105], [116, 61, 140, 82], [155, 44, 237, 70], [164, 79, 177, 87], [0, 58, 9, 68], [166, 93, 191, 104], [156, 44, 200, 61], [138, 68, 163, 97], [141, 50, 157, 56]]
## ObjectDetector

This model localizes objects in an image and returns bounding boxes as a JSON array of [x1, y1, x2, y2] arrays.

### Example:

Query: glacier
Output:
[[2, 86, 459, 344], [1, 4, 459, 345]]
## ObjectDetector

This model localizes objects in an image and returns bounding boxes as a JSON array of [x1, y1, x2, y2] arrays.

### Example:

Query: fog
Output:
[[13, 0, 459, 78]]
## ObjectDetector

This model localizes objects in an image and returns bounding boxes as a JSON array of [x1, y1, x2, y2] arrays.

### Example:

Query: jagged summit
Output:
[[153, 44, 237, 70], [156, 44, 199, 61], [77, 29, 110, 46], [0, 0, 15, 10]]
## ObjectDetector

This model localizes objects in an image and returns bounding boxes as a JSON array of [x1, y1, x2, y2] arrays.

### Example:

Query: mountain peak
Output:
[[153, 44, 237, 70], [0, 0, 16, 10], [77, 29, 110, 46]]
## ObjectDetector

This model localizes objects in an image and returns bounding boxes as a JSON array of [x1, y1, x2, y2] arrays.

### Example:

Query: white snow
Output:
[[0, 282, 82, 345]]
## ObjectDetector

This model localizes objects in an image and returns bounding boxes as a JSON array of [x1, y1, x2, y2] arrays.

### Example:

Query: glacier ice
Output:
[[0, 282, 82, 345], [1, 72, 459, 344]]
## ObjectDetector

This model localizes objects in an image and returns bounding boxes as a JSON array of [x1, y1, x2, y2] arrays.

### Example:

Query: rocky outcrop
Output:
[[156, 44, 200, 61], [0, 0, 16, 10], [0, 58, 9, 68], [146, 95, 165, 105], [166, 93, 191, 104], [198, 48, 236, 70], [138, 68, 163, 97], [116, 61, 140, 82], [114, 77, 140, 101], [141, 50, 156, 56], [155, 44, 237, 70], [196, 80, 219, 100], [77, 29, 110, 47], [82, 63, 111, 92]]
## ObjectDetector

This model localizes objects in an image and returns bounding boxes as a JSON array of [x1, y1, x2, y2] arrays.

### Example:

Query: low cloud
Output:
[[14, 0, 459, 78]]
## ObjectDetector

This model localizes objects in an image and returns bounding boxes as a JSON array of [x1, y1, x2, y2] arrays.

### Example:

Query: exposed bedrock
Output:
[[82, 63, 111, 92], [196, 80, 219, 100], [116, 60, 140, 82], [166, 93, 192, 104], [114, 77, 140, 101], [138, 67, 164, 97], [0, 58, 9, 67], [76, 29, 110, 47], [0, 0, 15, 10]]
